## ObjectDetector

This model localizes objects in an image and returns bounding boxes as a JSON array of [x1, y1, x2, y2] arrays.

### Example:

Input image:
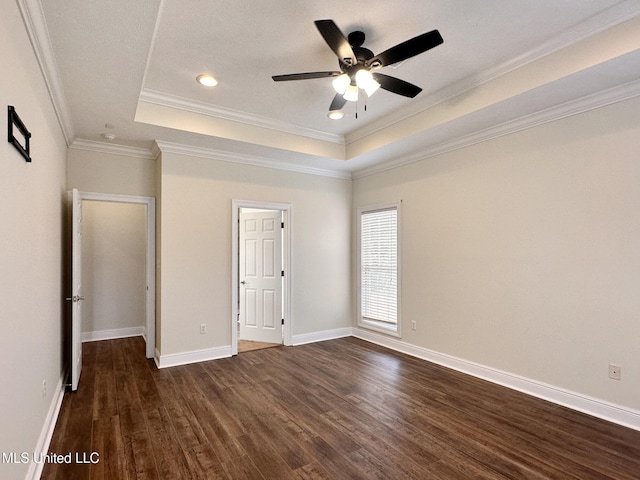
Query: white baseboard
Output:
[[91, 324, 639, 431], [155, 327, 352, 369], [293, 327, 353, 346], [26, 373, 66, 480], [292, 327, 353, 346], [156, 345, 232, 369], [82, 326, 145, 343], [353, 327, 640, 432]]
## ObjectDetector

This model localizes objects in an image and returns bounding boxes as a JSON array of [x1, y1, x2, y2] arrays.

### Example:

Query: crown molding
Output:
[[16, 0, 75, 145], [72, 78, 640, 180], [352, 78, 640, 179], [139, 89, 345, 146], [154, 140, 351, 180], [69, 139, 158, 160], [473, 0, 640, 89], [346, 1, 640, 146], [70, 137, 350, 178]]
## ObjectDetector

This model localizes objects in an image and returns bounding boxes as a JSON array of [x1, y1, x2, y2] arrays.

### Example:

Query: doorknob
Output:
[[65, 295, 86, 302], [240, 281, 247, 285]]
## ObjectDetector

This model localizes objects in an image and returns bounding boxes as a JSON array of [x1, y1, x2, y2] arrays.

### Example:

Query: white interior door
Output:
[[239, 210, 283, 344], [69, 189, 85, 391]]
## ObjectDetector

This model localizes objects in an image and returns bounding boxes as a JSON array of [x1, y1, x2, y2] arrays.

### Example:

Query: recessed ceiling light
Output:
[[196, 74, 218, 87], [101, 133, 116, 141], [328, 111, 344, 120]]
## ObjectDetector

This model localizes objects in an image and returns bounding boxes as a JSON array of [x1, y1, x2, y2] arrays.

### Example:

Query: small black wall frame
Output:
[[8, 105, 32, 162]]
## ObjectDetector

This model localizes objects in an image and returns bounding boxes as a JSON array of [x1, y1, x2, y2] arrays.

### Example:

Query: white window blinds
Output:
[[360, 207, 398, 325]]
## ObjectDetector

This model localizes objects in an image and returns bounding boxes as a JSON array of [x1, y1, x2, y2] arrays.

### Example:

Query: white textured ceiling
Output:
[[36, 0, 640, 176]]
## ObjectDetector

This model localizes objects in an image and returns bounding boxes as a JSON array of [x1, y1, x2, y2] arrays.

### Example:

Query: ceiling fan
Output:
[[272, 19, 443, 115]]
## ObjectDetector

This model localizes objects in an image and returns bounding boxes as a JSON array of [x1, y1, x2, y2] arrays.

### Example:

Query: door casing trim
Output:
[[231, 199, 292, 355], [75, 191, 156, 359]]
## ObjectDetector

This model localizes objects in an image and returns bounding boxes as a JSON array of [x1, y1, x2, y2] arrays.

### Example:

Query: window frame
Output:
[[357, 202, 401, 337]]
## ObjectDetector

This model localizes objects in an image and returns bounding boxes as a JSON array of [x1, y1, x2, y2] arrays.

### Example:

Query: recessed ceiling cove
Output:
[[39, 0, 640, 172]]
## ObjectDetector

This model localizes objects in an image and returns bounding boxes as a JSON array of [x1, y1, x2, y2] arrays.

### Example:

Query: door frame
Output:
[[69, 189, 83, 391], [231, 199, 292, 355], [76, 191, 156, 359]]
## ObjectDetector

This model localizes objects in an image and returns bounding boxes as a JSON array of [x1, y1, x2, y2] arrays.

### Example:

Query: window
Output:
[[358, 204, 400, 335]]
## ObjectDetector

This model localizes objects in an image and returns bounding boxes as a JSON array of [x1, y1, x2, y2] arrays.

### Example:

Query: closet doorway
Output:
[[73, 192, 155, 349]]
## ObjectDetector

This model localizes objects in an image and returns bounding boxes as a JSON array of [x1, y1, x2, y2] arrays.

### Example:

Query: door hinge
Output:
[[281, 318, 284, 325], [281, 222, 284, 228], [281, 270, 285, 277]]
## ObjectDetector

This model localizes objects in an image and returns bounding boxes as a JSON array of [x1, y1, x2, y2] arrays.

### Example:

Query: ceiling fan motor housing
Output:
[[339, 32, 375, 72]]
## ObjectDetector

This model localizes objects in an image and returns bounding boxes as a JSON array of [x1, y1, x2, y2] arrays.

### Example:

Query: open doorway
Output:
[[75, 192, 156, 357], [67, 191, 155, 390], [82, 201, 147, 339], [231, 200, 291, 355]]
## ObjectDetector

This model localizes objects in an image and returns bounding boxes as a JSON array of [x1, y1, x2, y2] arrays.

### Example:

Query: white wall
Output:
[[353, 95, 640, 413], [158, 152, 352, 359], [67, 145, 158, 349], [67, 147, 157, 197], [0, 3, 68, 479], [82, 201, 146, 337]]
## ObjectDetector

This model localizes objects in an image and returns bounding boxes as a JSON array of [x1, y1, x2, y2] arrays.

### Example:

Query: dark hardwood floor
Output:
[[42, 336, 640, 479]]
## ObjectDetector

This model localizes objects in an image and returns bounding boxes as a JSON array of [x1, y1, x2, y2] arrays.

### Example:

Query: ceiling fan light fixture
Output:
[[328, 110, 344, 120], [332, 74, 350, 94], [196, 74, 218, 87], [355, 69, 380, 97], [356, 68, 380, 97], [364, 78, 381, 97], [343, 84, 359, 102], [355, 69, 372, 89]]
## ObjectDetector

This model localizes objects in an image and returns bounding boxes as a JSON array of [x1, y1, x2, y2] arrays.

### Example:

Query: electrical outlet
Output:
[[42, 380, 46, 400], [200, 323, 207, 334], [411, 321, 417, 331], [609, 364, 621, 380]]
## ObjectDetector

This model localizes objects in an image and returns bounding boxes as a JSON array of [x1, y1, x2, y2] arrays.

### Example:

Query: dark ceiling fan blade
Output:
[[314, 19, 356, 64], [373, 73, 422, 98], [272, 71, 341, 81], [329, 93, 347, 111], [366, 29, 443, 68]]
